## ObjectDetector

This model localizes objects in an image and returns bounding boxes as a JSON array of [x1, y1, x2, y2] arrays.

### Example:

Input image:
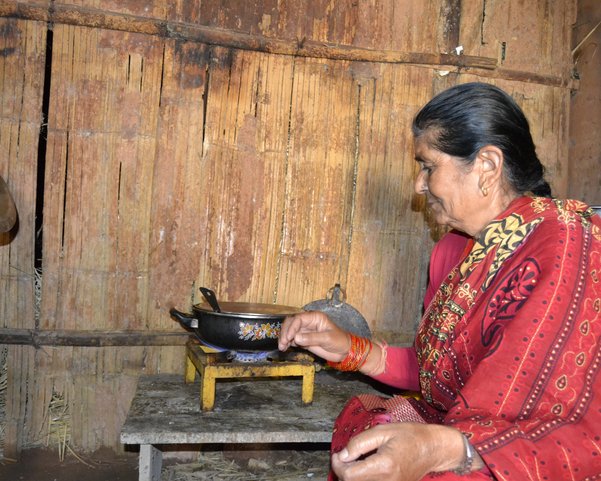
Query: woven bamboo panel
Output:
[[568, 0, 601, 204], [42, 26, 164, 332], [0, 17, 43, 329], [0, 17, 46, 458], [193, 47, 295, 305], [347, 65, 437, 342]]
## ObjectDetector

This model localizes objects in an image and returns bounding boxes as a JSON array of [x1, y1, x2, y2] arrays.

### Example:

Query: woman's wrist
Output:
[[428, 426, 484, 475], [327, 334, 372, 371], [453, 433, 477, 475], [360, 341, 387, 376]]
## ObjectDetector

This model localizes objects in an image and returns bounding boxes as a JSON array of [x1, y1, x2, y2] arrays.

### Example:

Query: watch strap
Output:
[[453, 433, 475, 475]]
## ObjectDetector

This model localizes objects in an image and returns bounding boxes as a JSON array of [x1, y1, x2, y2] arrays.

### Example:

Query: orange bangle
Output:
[[327, 334, 373, 372]]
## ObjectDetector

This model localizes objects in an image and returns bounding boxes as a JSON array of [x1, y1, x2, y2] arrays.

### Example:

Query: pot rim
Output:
[[193, 301, 301, 320]]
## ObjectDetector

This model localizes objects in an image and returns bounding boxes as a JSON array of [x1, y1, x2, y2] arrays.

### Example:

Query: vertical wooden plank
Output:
[[141, 39, 209, 372], [38, 24, 167, 449], [347, 65, 435, 342], [193, 47, 297, 305], [0, 17, 44, 328], [351, 0, 441, 52], [242, 53, 296, 303], [500, 81, 570, 197], [0, 17, 46, 456], [145, 39, 206, 324], [66, 363, 138, 450], [460, 0, 576, 78], [4, 346, 36, 458], [275, 57, 359, 307], [568, 0, 601, 204], [42, 26, 163, 331]]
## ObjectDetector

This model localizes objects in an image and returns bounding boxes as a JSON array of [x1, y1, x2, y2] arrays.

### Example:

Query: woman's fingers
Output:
[[338, 425, 392, 462], [277, 311, 351, 360], [331, 424, 438, 481], [331, 425, 393, 480], [332, 451, 390, 481], [277, 315, 303, 350]]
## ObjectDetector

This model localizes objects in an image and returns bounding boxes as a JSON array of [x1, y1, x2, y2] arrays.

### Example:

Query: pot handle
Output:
[[326, 283, 346, 307], [199, 287, 222, 312], [169, 307, 199, 329]]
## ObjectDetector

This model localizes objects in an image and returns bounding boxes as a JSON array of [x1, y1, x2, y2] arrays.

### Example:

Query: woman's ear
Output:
[[475, 145, 504, 194]]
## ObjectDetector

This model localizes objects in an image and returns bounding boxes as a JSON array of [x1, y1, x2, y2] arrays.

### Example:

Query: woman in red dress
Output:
[[278, 82, 601, 481]]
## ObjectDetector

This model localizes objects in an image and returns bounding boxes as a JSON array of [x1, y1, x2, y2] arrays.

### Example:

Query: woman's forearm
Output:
[[361, 344, 421, 391]]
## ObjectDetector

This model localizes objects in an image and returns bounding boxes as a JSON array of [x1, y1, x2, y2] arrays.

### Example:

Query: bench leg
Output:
[[139, 444, 162, 481]]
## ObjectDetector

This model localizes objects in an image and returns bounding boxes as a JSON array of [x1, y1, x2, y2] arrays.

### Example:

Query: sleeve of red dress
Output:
[[371, 231, 470, 392], [370, 346, 421, 391]]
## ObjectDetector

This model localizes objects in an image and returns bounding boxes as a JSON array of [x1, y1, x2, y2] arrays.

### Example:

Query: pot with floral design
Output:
[[170, 287, 301, 351]]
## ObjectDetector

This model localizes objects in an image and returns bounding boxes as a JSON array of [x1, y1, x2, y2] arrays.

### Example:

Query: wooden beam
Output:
[[0, 2, 497, 69], [0, 2, 577, 89], [0, 2, 578, 88], [0, 328, 190, 346]]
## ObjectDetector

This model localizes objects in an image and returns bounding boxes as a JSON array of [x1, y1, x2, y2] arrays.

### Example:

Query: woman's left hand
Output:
[[331, 422, 466, 481]]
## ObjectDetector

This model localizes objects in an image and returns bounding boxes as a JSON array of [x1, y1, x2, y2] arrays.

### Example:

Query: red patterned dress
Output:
[[330, 196, 601, 480]]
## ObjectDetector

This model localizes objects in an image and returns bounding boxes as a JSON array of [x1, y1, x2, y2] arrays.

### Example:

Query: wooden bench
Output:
[[120, 372, 386, 481]]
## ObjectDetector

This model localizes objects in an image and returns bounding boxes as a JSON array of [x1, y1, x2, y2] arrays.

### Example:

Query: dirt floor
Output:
[[0, 445, 331, 481], [0, 447, 139, 481]]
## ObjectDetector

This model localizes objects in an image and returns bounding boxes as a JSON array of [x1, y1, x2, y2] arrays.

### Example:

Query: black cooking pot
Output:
[[170, 288, 302, 351]]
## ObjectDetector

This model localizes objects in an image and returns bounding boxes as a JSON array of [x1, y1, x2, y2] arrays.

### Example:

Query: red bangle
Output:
[[327, 334, 373, 371]]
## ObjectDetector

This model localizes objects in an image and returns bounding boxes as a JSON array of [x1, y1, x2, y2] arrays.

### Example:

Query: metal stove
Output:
[[185, 338, 316, 410]]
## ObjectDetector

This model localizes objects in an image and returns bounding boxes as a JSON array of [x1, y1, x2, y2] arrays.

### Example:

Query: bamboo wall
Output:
[[569, 0, 601, 205], [0, 0, 580, 454]]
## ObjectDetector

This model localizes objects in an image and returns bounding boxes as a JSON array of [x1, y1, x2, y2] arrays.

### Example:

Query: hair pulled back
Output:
[[412, 82, 552, 198]]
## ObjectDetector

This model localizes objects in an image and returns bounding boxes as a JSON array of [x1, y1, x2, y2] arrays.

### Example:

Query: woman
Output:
[[278, 82, 601, 480]]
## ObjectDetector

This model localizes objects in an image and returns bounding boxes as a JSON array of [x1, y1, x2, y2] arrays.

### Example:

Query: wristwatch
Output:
[[453, 433, 476, 475]]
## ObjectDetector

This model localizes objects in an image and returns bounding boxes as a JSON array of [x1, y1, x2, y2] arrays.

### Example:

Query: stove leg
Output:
[[200, 366, 216, 410], [185, 354, 196, 383], [139, 444, 162, 481], [301, 367, 315, 404]]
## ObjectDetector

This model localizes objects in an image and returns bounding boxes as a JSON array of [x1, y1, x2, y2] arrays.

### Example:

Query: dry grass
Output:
[[162, 449, 330, 481], [0, 346, 6, 461], [46, 389, 71, 461]]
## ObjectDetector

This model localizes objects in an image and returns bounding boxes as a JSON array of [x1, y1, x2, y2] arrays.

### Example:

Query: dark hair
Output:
[[412, 82, 552, 198]]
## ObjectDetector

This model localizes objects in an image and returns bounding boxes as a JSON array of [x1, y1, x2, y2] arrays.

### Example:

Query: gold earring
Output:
[[481, 186, 489, 196]]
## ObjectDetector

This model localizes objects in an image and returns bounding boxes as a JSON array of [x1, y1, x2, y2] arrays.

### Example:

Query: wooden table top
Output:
[[120, 371, 393, 445]]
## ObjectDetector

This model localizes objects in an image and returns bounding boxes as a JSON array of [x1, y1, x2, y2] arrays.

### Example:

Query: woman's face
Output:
[[413, 136, 483, 236]]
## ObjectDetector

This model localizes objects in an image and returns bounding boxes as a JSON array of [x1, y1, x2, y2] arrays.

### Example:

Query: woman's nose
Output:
[[414, 170, 427, 194]]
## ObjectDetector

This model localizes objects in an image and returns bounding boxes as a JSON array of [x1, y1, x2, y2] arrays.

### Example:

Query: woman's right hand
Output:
[[278, 310, 351, 362]]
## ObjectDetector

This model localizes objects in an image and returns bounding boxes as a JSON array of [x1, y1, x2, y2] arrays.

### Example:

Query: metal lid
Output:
[[194, 301, 302, 319], [303, 284, 371, 338]]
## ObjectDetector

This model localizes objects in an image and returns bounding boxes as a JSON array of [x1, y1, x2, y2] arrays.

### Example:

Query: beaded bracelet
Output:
[[327, 334, 373, 372]]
